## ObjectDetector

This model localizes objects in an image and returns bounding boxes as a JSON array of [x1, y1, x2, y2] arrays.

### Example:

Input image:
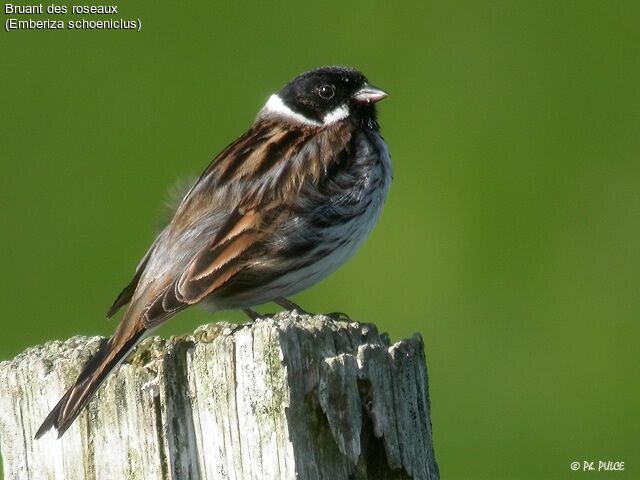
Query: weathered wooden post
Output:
[[0, 313, 439, 479]]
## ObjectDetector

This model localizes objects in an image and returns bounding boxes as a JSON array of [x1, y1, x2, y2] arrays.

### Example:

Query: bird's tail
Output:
[[34, 319, 146, 439]]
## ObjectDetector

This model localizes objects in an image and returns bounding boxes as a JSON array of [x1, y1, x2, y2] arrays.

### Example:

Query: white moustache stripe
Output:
[[261, 95, 350, 127], [262, 94, 321, 126], [322, 104, 349, 125]]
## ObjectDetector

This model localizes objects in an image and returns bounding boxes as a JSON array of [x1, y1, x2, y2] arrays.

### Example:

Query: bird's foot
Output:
[[274, 297, 311, 315], [242, 308, 262, 321], [324, 311, 351, 321], [242, 300, 352, 322], [275, 298, 351, 321]]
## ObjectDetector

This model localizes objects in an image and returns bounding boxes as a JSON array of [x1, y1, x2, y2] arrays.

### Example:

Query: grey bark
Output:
[[0, 313, 439, 480]]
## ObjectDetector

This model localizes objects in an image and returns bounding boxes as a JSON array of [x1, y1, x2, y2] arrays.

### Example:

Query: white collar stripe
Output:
[[262, 95, 321, 127]]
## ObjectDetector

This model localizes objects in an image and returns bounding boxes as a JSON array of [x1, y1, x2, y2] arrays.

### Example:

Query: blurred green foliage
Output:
[[1, 1, 639, 478]]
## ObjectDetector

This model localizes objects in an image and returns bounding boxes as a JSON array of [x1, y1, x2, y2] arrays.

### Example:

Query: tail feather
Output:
[[35, 327, 145, 439]]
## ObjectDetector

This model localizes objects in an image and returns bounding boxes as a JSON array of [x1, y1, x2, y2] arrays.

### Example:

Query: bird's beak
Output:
[[352, 83, 388, 104]]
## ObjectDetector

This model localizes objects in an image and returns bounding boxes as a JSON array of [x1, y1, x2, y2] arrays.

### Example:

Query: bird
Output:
[[35, 66, 392, 439]]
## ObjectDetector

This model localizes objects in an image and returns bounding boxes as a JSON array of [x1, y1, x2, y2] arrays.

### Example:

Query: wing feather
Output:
[[176, 209, 264, 303], [130, 121, 353, 325]]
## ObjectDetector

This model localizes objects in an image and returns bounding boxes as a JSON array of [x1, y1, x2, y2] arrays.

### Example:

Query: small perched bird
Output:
[[36, 66, 392, 439]]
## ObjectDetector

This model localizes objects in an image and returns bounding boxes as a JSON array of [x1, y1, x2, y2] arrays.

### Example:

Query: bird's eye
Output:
[[317, 84, 335, 100]]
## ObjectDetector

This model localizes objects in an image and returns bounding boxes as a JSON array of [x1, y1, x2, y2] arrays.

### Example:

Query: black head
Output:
[[274, 66, 387, 127]]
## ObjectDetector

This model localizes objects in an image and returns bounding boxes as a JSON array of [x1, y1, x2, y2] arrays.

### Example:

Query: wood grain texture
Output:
[[0, 314, 439, 480]]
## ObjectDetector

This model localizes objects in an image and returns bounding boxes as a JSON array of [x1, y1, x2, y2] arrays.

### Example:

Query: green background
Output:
[[1, 1, 638, 478]]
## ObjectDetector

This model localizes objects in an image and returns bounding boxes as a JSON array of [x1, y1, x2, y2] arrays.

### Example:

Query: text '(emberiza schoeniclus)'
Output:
[[36, 66, 391, 438]]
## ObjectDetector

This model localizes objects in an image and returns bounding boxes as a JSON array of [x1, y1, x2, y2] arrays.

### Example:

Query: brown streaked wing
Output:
[[174, 208, 266, 304], [202, 121, 290, 185], [144, 121, 353, 317]]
